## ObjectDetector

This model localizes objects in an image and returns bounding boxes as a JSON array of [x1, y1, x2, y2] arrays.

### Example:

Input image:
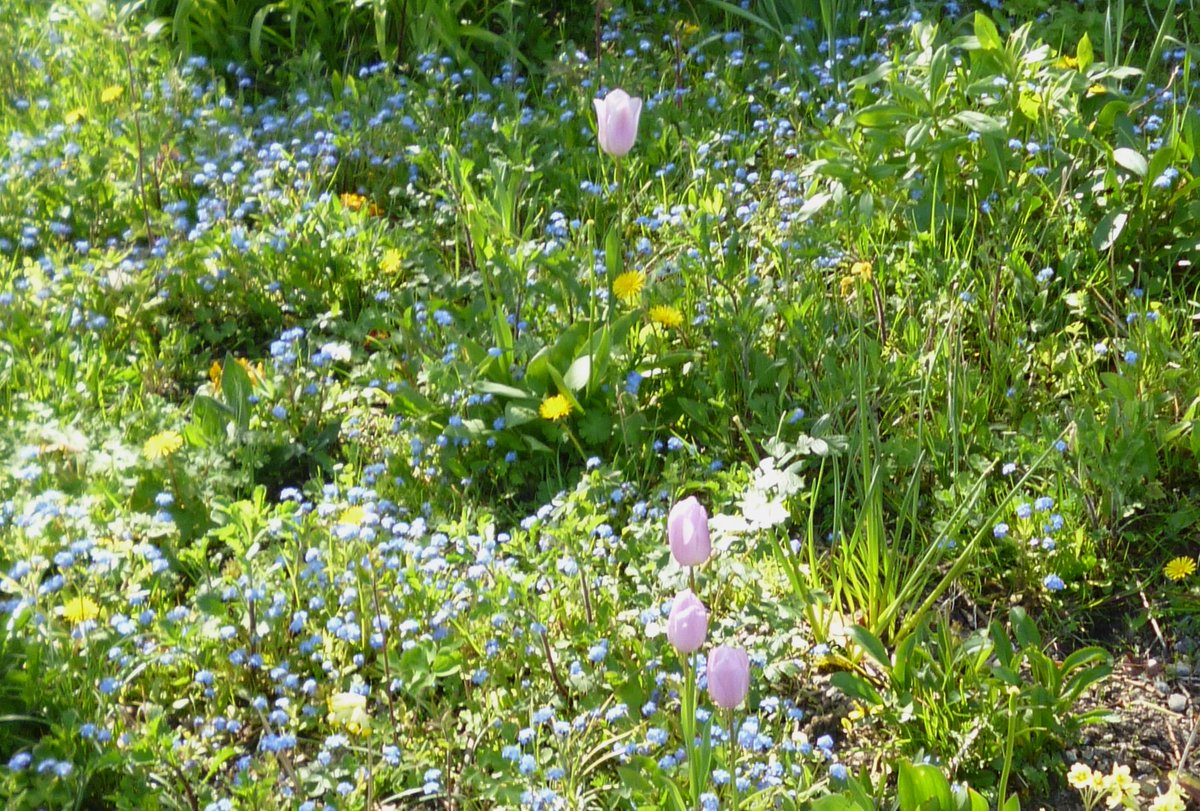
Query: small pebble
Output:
[[1167, 662, 1192, 677], [1154, 680, 1170, 696], [1168, 693, 1188, 713]]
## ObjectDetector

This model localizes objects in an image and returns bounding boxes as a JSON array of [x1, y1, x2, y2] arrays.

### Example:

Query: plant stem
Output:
[[728, 708, 739, 811], [680, 650, 697, 806]]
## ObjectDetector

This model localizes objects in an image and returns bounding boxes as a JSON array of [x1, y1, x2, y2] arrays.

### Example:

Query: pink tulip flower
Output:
[[668, 496, 711, 567], [666, 590, 709, 654], [593, 89, 642, 158], [707, 646, 750, 709]]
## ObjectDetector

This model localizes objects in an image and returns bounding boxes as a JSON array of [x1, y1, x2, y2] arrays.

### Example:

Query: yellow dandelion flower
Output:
[[65, 107, 87, 125], [327, 691, 370, 734], [62, 595, 100, 625], [1164, 556, 1196, 581], [613, 271, 646, 303], [100, 84, 124, 104], [339, 192, 366, 211], [1067, 763, 1094, 789], [539, 394, 572, 421], [1056, 54, 1080, 70], [850, 260, 873, 280], [1087, 84, 1108, 97], [143, 430, 183, 460], [648, 304, 684, 329], [380, 248, 403, 275]]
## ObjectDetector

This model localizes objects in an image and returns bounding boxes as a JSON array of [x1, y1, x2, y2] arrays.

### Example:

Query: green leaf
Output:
[[1076, 32, 1094, 71], [849, 626, 891, 670], [812, 798, 863, 811], [545, 363, 585, 416], [1092, 208, 1128, 252], [477, 380, 533, 400], [1113, 147, 1147, 177], [855, 103, 915, 128], [220, 354, 254, 431], [578, 411, 612, 445], [953, 111, 1005, 135], [898, 762, 954, 811], [564, 353, 591, 393], [829, 671, 883, 706], [1010, 607, 1041, 649], [974, 12, 1003, 51], [605, 226, 622, 283], [1002, 794, 1020, 811]]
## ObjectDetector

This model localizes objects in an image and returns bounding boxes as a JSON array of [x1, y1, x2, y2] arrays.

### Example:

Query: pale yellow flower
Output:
[[65, 107, 87, 125], [1149, 788, 1186, 811], [327, 691, 370, 734], [1068, 763, 1094, 789], [100, 84, 124, 104]]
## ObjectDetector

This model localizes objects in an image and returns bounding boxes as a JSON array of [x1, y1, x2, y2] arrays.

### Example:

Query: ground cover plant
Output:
[[0, 0, 1199, 808]]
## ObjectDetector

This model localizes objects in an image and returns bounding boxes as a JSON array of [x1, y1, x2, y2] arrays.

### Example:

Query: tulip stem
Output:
[[688, 566, 696, 597], [728, 708, 739, 811], [679, 650, 697, 807]]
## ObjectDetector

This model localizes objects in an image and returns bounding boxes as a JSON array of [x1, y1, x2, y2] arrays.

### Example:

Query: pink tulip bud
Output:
[[666, 590, 709, 654], [707, 645, 750, 709], [593, 89, 642, 158], [668, 496, 711, 567]]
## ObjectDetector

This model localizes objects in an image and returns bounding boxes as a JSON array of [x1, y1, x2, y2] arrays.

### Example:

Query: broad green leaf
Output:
[[1092, 208, 1128, 251], [220, 355, 254, 432], [563, 353, 591, 393], [898, 762, 954, 811], [954, 110, 1005, 135], [812, 797, 863, 811], [849, 626, 891, 670], [1077, 32, 1094, 71], [605, 226, 622, 283], [1010, 607, 1041, 649], [476, 381, 533, 400], [1113, 147, 1147, 177], [974, 12, 1003, 51], [829, 671, 883, 706]]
